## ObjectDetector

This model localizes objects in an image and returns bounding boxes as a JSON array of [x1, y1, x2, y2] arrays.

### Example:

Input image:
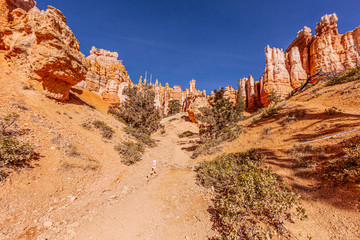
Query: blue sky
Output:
[[37, 0, 360, 93]]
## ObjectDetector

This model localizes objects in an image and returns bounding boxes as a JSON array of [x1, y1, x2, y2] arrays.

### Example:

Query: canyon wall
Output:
[[0, 1, 88, 100]]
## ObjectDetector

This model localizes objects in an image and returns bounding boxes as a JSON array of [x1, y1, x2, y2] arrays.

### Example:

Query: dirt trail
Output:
[[68, 115, 214, 240]]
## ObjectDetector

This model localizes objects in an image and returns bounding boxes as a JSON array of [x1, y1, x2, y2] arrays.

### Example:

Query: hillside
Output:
[[1, 46, 360, 239], [1, 1, 360, 240]]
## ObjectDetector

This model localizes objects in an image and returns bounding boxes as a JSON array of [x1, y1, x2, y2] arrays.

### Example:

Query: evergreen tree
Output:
[[197, 88, 239, 139], [108, 86, 161, 135], [168, 100, 182, 115]]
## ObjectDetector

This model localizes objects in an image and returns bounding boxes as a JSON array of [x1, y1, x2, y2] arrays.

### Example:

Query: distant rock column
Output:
[[289, 46, 307, 88], [261, 46, 292, 106]]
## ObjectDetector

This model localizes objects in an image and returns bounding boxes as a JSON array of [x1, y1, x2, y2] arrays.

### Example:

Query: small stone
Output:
[[68, 196, 76, 202], [43, 221, 53, 228], [121, 186, 129, 194], [109, 195, 117, 200]]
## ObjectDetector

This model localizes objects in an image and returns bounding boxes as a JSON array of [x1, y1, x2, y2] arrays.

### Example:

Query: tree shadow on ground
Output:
[[257, 145, 360, 211]]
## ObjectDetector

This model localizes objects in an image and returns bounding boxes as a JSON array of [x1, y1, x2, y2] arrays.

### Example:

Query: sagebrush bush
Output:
[[197, 150, 306, 239], [115, 141, 145, 165], [93, 120, 114, 139], [0, 134, 37, 169], [178, 131, 194, 138], [323, 137, 360, 183], [0, 113, 19, 135], [0, 113, 38, 181], [124, 126, 156, 147]]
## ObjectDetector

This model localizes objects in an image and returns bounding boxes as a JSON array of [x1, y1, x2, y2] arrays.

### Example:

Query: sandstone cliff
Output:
[[0, 1, 88, 100]]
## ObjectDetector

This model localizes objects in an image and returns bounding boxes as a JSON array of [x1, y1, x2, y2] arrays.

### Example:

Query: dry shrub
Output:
[[286, 144, 325, 168], [260, 104, 283, 119], [67, 144, 80, 157], [62, 162, 99, 172], [93, 120, 114, 139], [0, 113, 38, 178], [0, 113, 19, 135], [0, 134, 38, 177], [197, 150, 306, 239], [323, 137, 360, 183], [81, 121, 92, 130], [115, 141, 145, 166]]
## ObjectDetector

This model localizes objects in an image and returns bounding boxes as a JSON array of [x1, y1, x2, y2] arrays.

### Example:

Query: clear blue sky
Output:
[[37, 0, 360, 93]]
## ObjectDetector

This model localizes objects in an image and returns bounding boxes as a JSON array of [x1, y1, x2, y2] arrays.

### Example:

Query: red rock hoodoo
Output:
[[258, 13, 360, 106]]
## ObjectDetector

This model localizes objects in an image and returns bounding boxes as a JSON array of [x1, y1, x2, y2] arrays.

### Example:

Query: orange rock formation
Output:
[[259, 13, 360, 106], [77, 47, 132, 103], [0, 1, 88, 100]]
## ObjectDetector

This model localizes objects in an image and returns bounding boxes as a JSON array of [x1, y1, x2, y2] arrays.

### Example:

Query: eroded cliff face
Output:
[[310, 14, 359, 75], [258, 13, 360, 106], [0, 1, 88, 100], [0, 0, 35, 29], [77, 47, 132, 103]]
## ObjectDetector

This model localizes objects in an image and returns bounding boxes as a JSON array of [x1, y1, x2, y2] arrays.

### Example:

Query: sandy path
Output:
[[70, 115, 214, 240]]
